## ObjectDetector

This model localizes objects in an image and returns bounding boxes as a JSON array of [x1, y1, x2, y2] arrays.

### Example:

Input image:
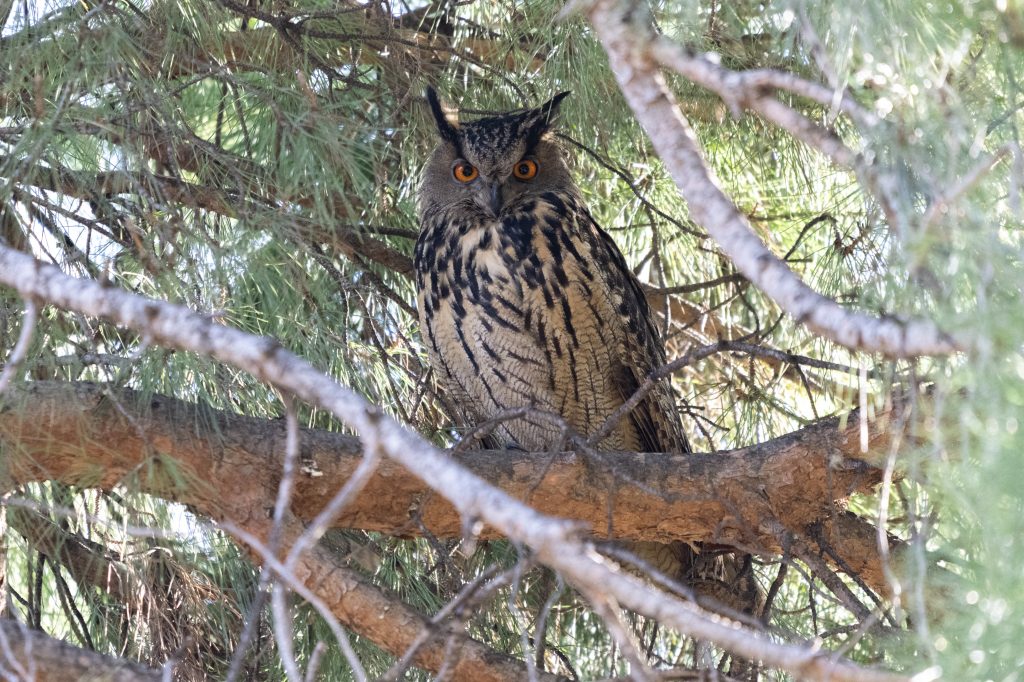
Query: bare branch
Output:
[[380, 565, 514, 682], [646, 42, 878, 134], [2, 156, 414, 277], [582, 0, 963, 359], [271, 581, 303, 682], [583, 590, 655, 681], [267, 399, 306, 682], [6, 506, 132, 601], [921, 145, 1013, 230], [636, 17, 904, 232], [224, 517, 559, 682]]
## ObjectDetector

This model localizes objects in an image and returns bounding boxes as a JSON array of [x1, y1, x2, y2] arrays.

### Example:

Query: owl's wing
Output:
[[579, 209, 692, 455]]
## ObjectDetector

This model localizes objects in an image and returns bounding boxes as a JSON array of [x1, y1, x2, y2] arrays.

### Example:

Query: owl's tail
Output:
[[619, 541, 765, 680]]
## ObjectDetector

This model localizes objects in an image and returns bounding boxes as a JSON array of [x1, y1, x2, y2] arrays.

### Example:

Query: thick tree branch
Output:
[[0, 618, 162, 682], [237, 516, 562, 682], [0, 246, 911, 682], [0, 380, 899, 591], [0, 387, 558, 682], [584, 0, 963, 358]]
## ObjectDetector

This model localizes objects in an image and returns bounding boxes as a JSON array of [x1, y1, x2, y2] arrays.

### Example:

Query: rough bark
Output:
[[6, 507, 132, 600], [0, 382, 561, 682], [0, 380, 900, 595]]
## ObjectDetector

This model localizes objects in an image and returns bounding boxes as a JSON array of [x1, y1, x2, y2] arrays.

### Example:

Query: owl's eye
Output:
[[513, 158, 539, 180], [452, 161, 479, 183]]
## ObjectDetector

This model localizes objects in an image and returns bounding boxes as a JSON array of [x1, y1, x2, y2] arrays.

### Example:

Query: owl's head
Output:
[[419, 87, 572, 221]]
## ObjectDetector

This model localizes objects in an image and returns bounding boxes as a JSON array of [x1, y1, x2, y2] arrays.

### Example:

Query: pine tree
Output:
[[0, 0, 1020, 680]]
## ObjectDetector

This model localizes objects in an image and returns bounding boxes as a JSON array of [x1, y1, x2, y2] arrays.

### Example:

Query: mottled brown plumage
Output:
[[415, 88, 761, 677], [415, 89, 689, 458]]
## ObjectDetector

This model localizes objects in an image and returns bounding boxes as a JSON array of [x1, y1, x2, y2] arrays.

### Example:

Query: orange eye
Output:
[[452, 161, 479, 183], [513, 158, 539, 180]]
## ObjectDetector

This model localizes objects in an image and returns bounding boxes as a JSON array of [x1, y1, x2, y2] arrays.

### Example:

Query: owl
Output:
[[414, 87, 690, 458], [414, 87, 762, 675]]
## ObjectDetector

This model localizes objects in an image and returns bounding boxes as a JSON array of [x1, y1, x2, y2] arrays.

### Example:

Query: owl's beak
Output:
[[481, 181, 503, 216]]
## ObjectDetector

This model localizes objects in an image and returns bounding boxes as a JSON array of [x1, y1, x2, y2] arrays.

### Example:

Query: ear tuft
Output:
[[538, 91, 571, 126], [524, 91, 571, 149], [425, 86, 460, 148]]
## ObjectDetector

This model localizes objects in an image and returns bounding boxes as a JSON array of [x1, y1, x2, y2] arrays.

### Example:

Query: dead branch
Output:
[[2, 156, 414, 277], [0, 300, 36, 395], [6, 506, 132, 601]]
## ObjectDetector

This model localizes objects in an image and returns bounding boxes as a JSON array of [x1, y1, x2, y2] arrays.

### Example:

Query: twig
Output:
[[533, 571, 564, 673], [272, 397, 301, 552], [587, 341, 726, 448], [795, 3, 842, 92], [450, 406, 575, 455], [271, 582, 303, 682], [229, 396, 304, 682], [283, 412, 383, 573], [876, 393, 913, 609], [583, 590, 655, 682], [645, 272, 745, 296], [303, 642, 327, 682], [760, 559, 789, 623], [0, 300, 38, 395], [921, 145, 1012, 230], [655, 46, 876, 128], [716, 339, 868, 376], [558, 134, 704, 239], [641, 35, 901, 230], [221, 521, 369, 682], [379, 565, 513, 682]]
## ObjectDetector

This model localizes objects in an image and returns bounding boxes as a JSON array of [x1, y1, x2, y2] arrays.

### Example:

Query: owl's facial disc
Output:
[[421, 89, 573, 222]]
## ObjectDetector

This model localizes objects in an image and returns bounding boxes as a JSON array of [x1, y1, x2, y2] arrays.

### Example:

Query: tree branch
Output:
[[0, 380, 899, 593], [0, 386, 560, 682], [6, 506, 132, 601], [0, 618, 162, 682], [0, 245, 911, 682], [2, 156, 415, 277], [583, 0, 963, 358]]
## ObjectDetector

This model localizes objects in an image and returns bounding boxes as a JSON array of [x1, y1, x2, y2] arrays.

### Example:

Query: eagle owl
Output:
[[414, 88, 761, 675], [415, 88, 690, 459]]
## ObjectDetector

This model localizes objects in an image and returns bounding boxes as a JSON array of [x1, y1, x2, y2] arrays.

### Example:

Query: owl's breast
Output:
[[463, 223, 514, 284], [415, 212, 564, 446], [415, 198, 639, 451]]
